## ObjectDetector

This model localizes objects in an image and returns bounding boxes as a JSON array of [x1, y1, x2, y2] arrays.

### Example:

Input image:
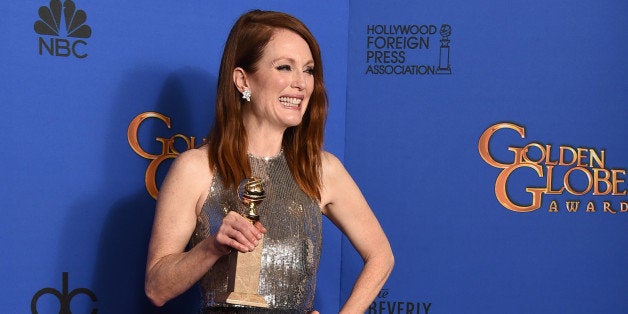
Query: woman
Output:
[[145, 10, 393, 313]]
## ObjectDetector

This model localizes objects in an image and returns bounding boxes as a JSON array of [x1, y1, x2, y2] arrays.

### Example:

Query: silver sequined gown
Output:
[[190, 152, 322, 313]]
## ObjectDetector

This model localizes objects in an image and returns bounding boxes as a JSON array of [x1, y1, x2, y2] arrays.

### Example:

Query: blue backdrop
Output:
[[2, 1, 626, 313], [343, 1, 627, 313]]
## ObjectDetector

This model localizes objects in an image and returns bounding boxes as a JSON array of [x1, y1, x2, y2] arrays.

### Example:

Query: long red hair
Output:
[[207, 10, 328, 201]]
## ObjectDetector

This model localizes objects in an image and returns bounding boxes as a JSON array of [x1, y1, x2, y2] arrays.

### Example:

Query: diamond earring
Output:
[[242, 88, 251, 102]]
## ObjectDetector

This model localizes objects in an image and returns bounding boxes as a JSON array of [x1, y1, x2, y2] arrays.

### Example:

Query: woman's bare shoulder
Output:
[[158, 146, 212, 214], [319, 151, 350, 208], [163, 146, 213, 193], [321, 150, 344, 175], [178, 145, 208, 160]]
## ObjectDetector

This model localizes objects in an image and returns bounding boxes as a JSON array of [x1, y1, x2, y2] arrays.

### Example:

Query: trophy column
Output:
[[437, 24, 452, 74]]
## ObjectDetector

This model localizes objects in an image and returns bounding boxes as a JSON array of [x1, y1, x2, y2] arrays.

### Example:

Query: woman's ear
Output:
[[233, 67, 249, 93]]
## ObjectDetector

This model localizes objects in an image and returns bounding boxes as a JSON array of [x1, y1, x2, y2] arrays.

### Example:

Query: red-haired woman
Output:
[[145, 10, 393, 313]]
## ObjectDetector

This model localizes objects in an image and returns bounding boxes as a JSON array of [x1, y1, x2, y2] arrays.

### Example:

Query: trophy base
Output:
[[223, 292, 269, 308], [213, 227, 268, 308], [436, 67, 451, 74]]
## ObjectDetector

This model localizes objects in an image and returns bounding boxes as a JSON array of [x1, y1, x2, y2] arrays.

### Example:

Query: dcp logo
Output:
[[34, 0, 92, 59], [31, 272, 98, 314]]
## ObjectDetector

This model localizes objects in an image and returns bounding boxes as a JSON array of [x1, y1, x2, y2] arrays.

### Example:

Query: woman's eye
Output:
[[276, 65, 291, 71], [304, 67, 315, 75]]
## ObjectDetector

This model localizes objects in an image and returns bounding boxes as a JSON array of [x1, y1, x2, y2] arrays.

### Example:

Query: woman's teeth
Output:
[[279, 97, 302, 107]]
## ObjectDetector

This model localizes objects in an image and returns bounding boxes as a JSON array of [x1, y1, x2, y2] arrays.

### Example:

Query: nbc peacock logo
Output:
[[34, 0, 92, 59]]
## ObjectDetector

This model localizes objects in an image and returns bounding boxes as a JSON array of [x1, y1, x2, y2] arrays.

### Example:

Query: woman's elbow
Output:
[[366, 247, 395, 275], [145, 279, 167, 307], [385, 250, 395, 275]]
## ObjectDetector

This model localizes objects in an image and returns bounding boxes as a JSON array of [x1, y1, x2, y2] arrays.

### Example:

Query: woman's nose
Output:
[[291, 72, 306, 90]]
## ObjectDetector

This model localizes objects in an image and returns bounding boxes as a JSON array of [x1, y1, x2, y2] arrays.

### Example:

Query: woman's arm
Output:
[[320, 152, 394, 313], [144, 148, 264, 306]]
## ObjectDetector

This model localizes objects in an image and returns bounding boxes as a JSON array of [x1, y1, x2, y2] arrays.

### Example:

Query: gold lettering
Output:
[[558, 146, 577, 166], [127, 112, 171, 159], [590, 149, 605, 168], [145, 153, 177, 199], [522, 143, 545, 164], [169, 134, 197, 154], [576, 148, 588, 167], [545, 166, 564, 194], [479, 122, 627, 214], [495, 163, 543, 212], [574, 147, 605, 168], [612, 169, 627, 196], [603, 202, 617, 214], [478, 123, 525, 168], [563, 167, 593, 195], [128, 112, 197, 199], [544, 144, 558, 166], [593, 168, 612, 195], [565, 201, 580, 212]]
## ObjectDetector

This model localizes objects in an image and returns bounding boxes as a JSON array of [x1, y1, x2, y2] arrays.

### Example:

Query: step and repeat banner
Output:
[[3, 1, 347, 313], [342, 1, 627, 314], [2, 0, 626, 313]]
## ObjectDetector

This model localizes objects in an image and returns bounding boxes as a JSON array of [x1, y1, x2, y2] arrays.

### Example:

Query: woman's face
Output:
[[244, 29, 315, 130]]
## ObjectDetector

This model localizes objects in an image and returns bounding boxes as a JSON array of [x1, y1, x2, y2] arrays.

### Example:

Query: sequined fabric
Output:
[[190, 152, 322, 313]]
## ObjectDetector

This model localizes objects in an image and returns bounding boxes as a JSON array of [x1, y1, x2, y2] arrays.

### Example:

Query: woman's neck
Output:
[[245, 126, 285, 158], [247, 141, 283, 159], [243, 112, 286, 158]]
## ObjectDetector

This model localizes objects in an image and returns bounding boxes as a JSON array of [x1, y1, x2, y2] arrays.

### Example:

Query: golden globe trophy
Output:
[[216, 177, 269, 308]]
